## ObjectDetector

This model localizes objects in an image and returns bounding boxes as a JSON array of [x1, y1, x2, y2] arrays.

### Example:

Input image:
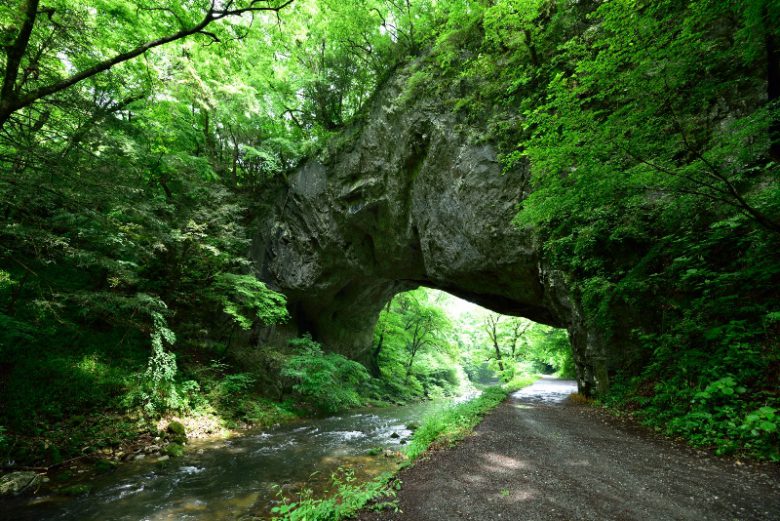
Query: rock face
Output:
[[0, 471, 41, 497], [252, 64, 609, 395]]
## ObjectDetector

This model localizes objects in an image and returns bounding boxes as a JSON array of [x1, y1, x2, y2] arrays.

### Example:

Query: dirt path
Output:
[[359, 377, 780, 521]]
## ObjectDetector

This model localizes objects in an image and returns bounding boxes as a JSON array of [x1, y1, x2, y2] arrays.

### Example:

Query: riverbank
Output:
[[0, 374, 488, 504], [1, 383, 504, 520], [0, 390, 303, 499], [268, 375, 539, 520], [1, 344, 477, 501]]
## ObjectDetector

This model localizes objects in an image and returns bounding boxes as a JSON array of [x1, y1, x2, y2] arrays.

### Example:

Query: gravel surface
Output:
[[358, 377, 780, 521]]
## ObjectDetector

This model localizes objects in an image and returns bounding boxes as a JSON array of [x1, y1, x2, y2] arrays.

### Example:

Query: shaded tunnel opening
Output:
[[370, 287, 575, 398]]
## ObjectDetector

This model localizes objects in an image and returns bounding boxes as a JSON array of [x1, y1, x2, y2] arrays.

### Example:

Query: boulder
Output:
[[0, 471, 41, 497]]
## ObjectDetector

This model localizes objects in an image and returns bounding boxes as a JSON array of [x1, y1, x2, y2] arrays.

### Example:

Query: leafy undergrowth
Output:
[[271, 469, 401, 521], [0, 332, 468, 469], [271, 376, 539, 520], [0, 347, 303, 470], [601, 374, 780, 462]]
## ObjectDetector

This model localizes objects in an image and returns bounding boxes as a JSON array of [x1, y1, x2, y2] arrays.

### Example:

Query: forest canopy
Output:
[[1, 0, 779, 468]]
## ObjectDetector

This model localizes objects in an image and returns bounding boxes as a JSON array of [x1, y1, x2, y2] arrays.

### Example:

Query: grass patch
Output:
[[405, 374, 537, 460]]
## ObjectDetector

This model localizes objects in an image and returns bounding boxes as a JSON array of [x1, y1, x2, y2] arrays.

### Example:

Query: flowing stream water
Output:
[[6, 393, 479, 521]]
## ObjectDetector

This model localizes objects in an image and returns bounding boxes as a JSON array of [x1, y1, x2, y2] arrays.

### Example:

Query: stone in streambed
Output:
[[165, 443, 185, 458], [94, 459, 118, 473], [167, 421, 187, 444], [0, 471, 41, 497], [59, 484, 92, 496]]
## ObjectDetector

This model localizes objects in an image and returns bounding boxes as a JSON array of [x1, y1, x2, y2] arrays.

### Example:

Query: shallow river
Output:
[[7, 393, 478, 521]]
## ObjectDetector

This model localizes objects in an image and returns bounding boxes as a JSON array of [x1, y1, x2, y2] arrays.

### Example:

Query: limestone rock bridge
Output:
[[251, 66, 616, 395]]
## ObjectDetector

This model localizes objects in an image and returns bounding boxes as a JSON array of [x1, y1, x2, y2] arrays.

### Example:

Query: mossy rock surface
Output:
[[165, 443, 185, 458], [54, 470, 74, 483], [167, 421, 187, 443], [94, 459, 118, 473], [59, 484, 92, 496], [0, 472, 41, 497]]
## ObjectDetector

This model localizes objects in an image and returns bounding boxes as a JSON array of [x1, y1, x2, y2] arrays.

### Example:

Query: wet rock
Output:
[[59, 484, 91, 497], [0, 471, 41, 497], [165, 443, 185, 458], [167, 421, 187, 443], [94, 459, 118, 473], [53, 470, 73, 483], [390, 432, 401, 439], [406, 422, 421, 431]]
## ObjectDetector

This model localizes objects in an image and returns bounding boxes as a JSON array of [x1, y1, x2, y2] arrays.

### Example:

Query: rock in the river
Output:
[[167, 421, 187, 443], [0, 471, 42, 496], [58, 484, 92, 496], [165, 443, 185, 458], [94, 459, 118, 473]]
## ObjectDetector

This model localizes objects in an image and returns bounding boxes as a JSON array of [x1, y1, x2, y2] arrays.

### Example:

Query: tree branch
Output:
[[1, 0, 40, 102], [665, 102, 780, 234], [0, 0, 294, 128]]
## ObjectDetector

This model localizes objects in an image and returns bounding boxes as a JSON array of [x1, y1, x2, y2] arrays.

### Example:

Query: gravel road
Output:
[[358, 377, 780, 521]]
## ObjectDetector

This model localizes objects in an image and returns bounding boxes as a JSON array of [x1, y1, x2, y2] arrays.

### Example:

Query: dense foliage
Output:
[[372, 290, 462, 400], [458, 311, 574, 382], [402, 0, 780, 459], [281, 335, 370, 413], [1, 0, 778, 467], [0, 0, 435, 467]]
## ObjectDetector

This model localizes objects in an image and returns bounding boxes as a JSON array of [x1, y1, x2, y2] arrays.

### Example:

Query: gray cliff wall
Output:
[[252, 64, 612, 395]]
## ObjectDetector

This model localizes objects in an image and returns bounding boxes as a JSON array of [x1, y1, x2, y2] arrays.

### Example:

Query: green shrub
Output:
[[271, 468, 399, 521], [281, 335, 370, 413]]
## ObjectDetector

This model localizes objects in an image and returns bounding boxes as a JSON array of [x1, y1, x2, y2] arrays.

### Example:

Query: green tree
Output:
[[0, 0, 293, 128]]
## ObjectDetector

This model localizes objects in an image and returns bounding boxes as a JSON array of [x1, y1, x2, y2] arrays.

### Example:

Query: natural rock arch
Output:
[[251, 67, 609, 396]]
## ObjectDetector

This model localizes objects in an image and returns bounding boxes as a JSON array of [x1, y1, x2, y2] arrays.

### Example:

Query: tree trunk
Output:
[[404, 351, 416, 385], [523, 29, 540, 68], [767, 9, 780, 162], [370, 298, 394, 377], [370, 330, 384, 378], [231, 134, 240, 187], [493, 339, 505, 373]]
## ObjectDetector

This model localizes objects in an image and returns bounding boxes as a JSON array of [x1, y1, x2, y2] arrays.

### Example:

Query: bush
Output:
[[281, 335, 370, 413], [271, 468, 399, 521]]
